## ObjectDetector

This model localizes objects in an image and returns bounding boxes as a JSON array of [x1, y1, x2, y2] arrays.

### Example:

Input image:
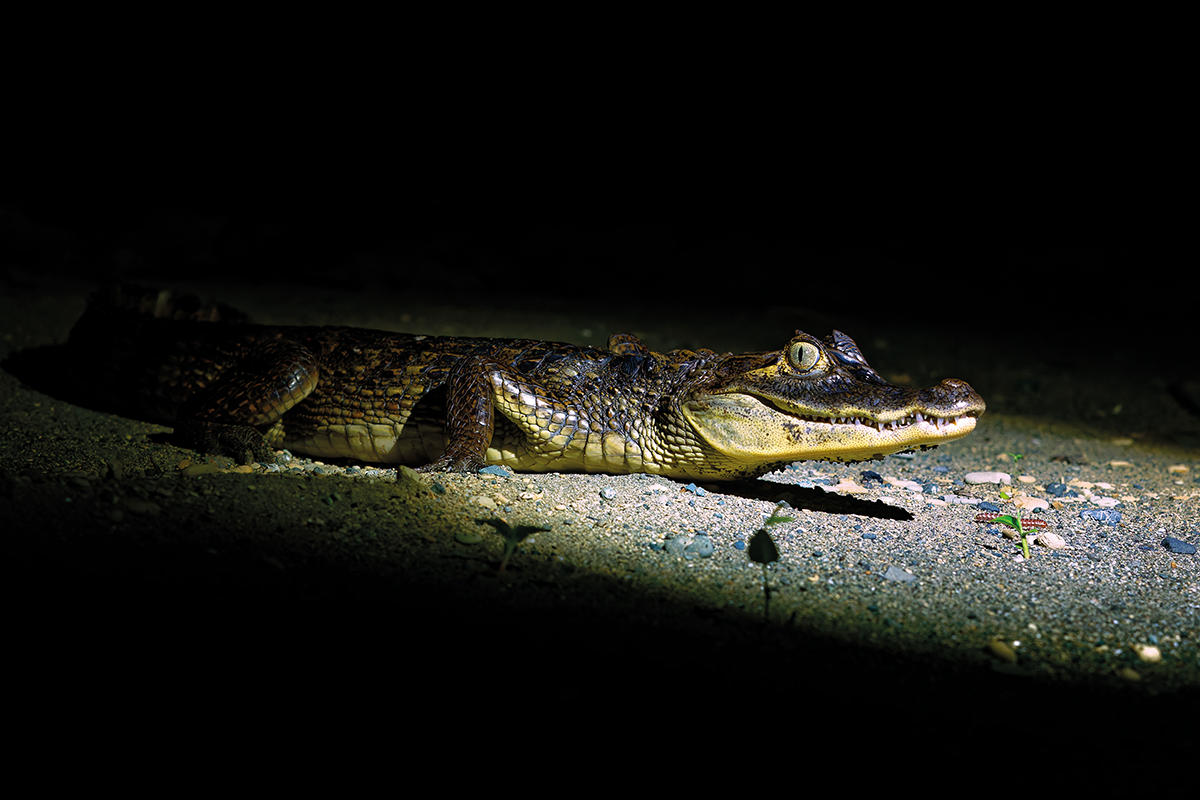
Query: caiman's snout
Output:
[[919, 378, 986, 417]]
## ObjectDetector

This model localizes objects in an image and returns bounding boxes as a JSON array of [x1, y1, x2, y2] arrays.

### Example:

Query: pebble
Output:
[[882, 566, 916, 583], [1161, 537, 1196, 554], [1132, 644, 1162, 663], [478, 465, 512, 477], [1035, 531, 1066, 549], [685, 535, 715, 558], [663, 537, 687, 557], [965, 471, 1011, 485], [396, 465, 421, 483], [1080, 509, 1122, 526]]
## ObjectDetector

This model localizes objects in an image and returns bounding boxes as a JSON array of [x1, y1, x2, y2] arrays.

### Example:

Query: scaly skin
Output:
[[67, 286, 986, 480]]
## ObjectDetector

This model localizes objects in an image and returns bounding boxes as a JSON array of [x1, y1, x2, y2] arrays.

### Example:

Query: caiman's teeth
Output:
[[808, 412, 971, 430]]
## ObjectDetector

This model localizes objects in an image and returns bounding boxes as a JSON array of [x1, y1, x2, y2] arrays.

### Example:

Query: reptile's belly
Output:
[[280, 418, 656, 474], [278, 421, 445, 464], [482, 424, 656, 475]]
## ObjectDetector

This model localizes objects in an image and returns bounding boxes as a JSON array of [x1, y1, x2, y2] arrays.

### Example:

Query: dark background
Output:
[[3, 147, 1185, 330]]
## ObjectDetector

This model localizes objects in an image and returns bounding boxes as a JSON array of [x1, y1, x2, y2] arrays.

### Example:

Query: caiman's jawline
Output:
[[752, 393, 982, 433], [681, 390, 981, 465]]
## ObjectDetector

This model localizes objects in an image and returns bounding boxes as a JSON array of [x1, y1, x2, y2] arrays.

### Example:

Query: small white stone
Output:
[[1015, 495, 1050, 511], [1132, 644, 1162, 663], [1034, 531, 1066, 549], [965, 471, 1011, 485]]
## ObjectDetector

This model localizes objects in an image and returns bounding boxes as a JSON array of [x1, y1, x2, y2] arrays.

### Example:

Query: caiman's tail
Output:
[[63, 285, 257, 422], [67, 283, 252, 352], [82, 283, 251, 325]]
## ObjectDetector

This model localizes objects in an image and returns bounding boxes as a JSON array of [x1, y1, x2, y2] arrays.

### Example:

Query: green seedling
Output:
[[748, 503, 791, 621], [990, 513, 1032, 558], [989, 491, 1034, 558], [476, 518, 550, 575], [979, 487, 1045, 558]]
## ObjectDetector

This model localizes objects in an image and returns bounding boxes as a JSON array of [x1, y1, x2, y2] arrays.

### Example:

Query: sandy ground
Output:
[[2, 275, 1197, 739]]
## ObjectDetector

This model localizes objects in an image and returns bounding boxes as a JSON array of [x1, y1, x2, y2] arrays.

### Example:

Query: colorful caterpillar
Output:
[[974, 511, 1049, 529]]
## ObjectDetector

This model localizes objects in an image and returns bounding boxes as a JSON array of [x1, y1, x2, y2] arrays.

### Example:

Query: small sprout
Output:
[[476, 518, 550, 574], [763, 506, 795, 528], [974, 511, 1048, 559], [748, 503, 790, 621], [994, 514, 1031, 559], [749, 528, 780, 564]]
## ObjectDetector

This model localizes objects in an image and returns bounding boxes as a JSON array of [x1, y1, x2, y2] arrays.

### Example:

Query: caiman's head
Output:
[[680, 329, 985, 473]]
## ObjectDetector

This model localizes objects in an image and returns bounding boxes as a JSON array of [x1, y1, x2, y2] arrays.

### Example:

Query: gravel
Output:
[[2, 278, 1197, 736]]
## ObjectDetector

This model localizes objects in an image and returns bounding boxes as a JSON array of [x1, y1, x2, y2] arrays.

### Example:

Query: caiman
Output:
[[66, 285, 985, 481]]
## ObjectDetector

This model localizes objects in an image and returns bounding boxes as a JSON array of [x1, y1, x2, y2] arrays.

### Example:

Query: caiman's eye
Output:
[[788, 341, 822, 373]]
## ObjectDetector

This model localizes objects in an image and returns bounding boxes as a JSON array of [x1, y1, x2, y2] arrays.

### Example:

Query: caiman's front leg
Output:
[[175, 339, 319, 464], [420, 355, 586, 474], [419, 355, 498, 473]]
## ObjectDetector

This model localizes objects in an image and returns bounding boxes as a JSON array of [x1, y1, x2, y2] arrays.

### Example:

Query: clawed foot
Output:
[[417, 454, 486, 474], [175, 420, 276, 465]]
